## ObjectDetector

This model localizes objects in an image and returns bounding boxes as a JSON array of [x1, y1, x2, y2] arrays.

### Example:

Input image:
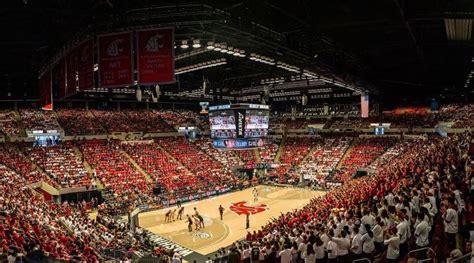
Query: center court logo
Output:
[[192, 231, 211, 239], [230, 201, 267, 215]]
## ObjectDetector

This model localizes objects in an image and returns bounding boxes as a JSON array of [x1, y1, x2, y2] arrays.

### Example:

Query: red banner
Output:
[[98, 32, 133, 88], [77, 39, 94, 90], [39, 71, 53, 110], [66, 48, 78, 95], [52, 58, 66, 99], [137, 28, 175, 84]]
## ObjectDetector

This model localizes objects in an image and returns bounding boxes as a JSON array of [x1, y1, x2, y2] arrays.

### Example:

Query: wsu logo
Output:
[[230, 201, 267, 215], [146, 34, 164, 52], [107, 39, 124, 56]]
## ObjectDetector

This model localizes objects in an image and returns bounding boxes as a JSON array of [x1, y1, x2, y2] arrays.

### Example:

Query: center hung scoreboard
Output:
[[209, 103, 269, 149]]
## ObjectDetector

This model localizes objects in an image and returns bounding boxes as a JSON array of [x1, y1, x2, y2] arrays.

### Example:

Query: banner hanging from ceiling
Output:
[[66, 48, 78, 95], [39, 71, 53, 111], [77, 39, 94, 91], [52, 58, 66, 99], [136, 28, 175, 85], [98, 31, 133, 88]]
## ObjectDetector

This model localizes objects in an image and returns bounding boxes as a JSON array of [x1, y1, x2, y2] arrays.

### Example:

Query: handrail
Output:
[[352, 258, 371, 263], [407, 247, 435, 261], [450, 252, 473, 262]]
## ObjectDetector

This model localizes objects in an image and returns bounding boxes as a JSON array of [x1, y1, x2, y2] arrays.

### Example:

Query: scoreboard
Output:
[[209, 103, 269, 149]]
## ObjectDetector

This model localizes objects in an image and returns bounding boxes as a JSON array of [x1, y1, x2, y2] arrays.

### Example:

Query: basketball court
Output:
[[137, 185, 325, 257]]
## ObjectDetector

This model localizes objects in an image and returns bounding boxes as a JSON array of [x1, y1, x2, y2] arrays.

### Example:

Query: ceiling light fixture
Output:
[[192, 39, 201, 48], [206, 41, 215, 50], [180, 40, 189, 49]]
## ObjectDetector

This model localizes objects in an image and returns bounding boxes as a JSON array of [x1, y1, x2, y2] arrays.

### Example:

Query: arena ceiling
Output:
[[0, 0, 473, 104]]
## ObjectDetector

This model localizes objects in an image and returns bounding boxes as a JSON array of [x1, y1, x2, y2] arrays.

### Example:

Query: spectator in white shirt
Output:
[[361, 225, 375, 259], [443, 197, 459, 250], [331, 230, 350, 262], [373, 216, 385, 255], [396, 211, 410, 259], [350, 226, 363, 259], [313, 236, 326, 261], [414, 212, 431, 260], [326, 230, 338, 263], [278, 244, 292, 263], [384, 226, 400, 263], [302, 244, 316, 263]]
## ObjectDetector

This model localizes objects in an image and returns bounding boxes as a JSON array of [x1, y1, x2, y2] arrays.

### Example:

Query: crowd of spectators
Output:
[[0, 164, 99, 261], [229, 133, 473, 263], [19, 109, 61, 131], [0, 144, 56, 187], [298, 137, 352, 188], [0, 110, 21, 136], [194, 138, 243, 167], [157, 137, 238, 192], [258, 140, 280, 163], [123, 142, 193, 192], [79, 140, 152, 208], [331, 138, 396, 182], [270, 137, 316, 184], [23, 142, 91, 188], [57, 109, 106, 135], [236, 150, 258, 166]]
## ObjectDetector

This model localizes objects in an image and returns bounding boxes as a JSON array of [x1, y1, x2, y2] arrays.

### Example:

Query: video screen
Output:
[[244, 110, 269, 138], [209, 110, 236, 139], [245, 110, 269, 129], [34, 135, 61, 147], [374, 127, 384, 135]]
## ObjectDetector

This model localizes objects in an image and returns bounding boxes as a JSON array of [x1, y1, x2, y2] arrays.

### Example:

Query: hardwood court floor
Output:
[[138, 185, 325, 255]]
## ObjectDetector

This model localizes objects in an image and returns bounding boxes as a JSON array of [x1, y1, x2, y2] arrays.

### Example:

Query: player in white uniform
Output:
[[252, 187, 259, 202]]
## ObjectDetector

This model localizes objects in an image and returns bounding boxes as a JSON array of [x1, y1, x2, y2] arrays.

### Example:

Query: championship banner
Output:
[[98, 32, 133, 88], [52, 58, 66, 99], [39, 71, 53, 111], [137, 28, 174, 84], [66, 48, 78, 95], [77, 39, 94, 90]]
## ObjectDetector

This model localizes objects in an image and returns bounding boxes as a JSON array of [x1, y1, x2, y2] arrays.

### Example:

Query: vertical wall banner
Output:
[[52, 58, 66, 99], [39, 71, 53, 111], [98, 32, 133, 88], [77, 39, 94, 90], [136, 28, 175, 84], [66, 48, 79, 96], [361, 93, 369, 118]]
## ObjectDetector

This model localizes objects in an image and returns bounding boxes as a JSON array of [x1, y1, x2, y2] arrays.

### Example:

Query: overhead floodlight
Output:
[[220, 44, 227, 53], [206, 41, 215, 50], [191, 39, 201, 48], [180, 40, 189, 49], [239, 50, 246, 57]]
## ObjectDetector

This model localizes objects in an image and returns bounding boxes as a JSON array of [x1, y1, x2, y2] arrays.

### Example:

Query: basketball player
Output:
[[186, 215, 193, 232], [194, 216, 201, 230], [165, 210, 171, 223], [170, 209, 176, 222], [193, 207, 205, 228], [177, 206, 184, 220], [219, 205, 225, 220], [252, 187, 259, 203], [246, 213, 250, 229]]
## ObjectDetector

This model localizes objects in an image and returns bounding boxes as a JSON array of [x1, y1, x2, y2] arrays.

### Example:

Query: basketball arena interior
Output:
[[0, 1, 473, 263]]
